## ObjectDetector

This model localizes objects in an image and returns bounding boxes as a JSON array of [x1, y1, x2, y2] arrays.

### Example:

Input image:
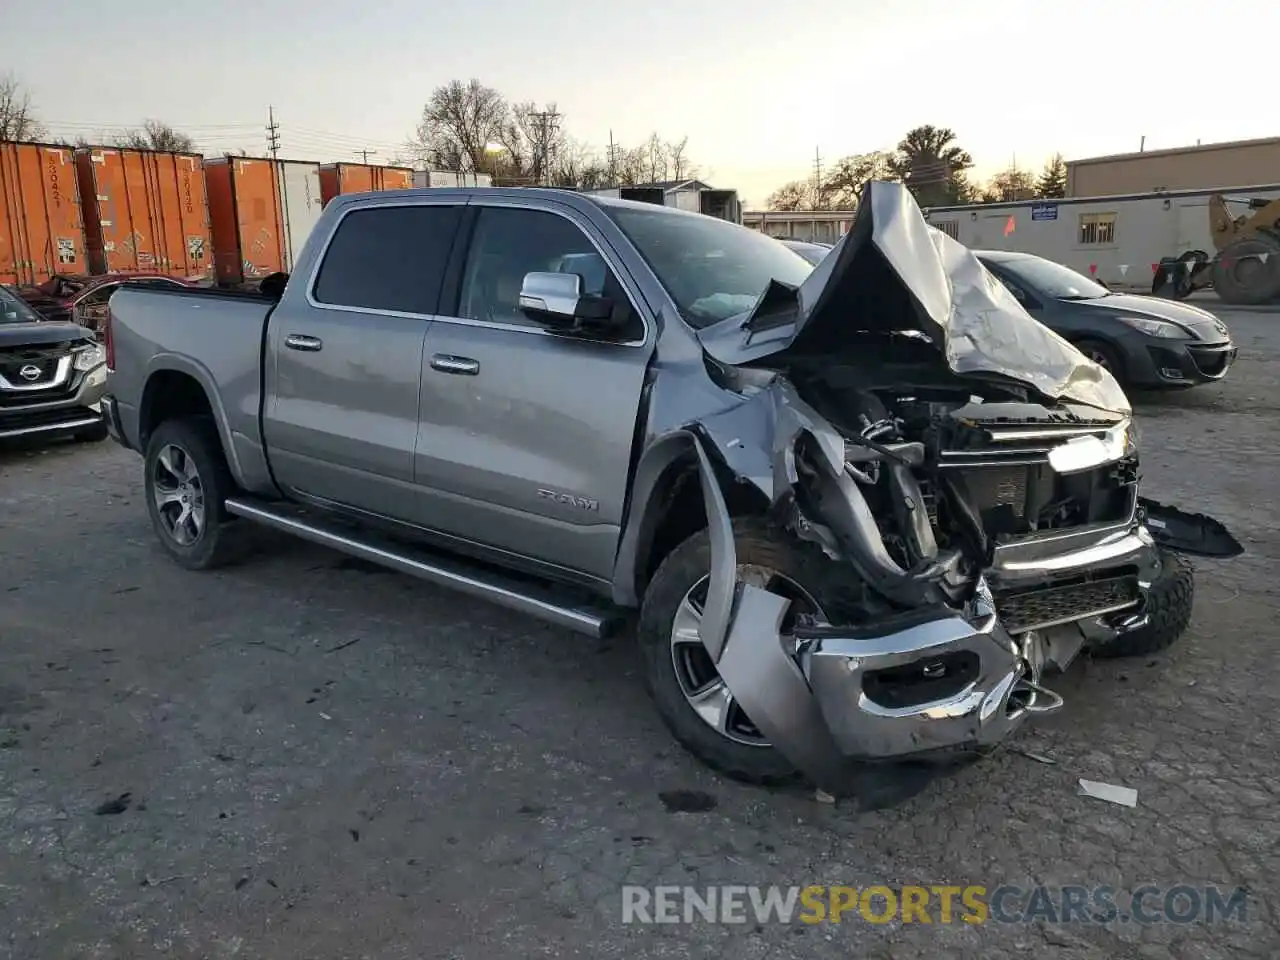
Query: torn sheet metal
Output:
[[1078, 779, 1138, 807], [696, 181, 1130, 416]]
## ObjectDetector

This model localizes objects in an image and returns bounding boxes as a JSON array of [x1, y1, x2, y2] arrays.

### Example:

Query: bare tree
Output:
[[666, 136, 691, 181], [411, 79, 508, 174], [0, 72, 45, 141], [820, 151, 896, 208], [767, 180, 816, 211], [979, 165, 1036, 203], [112, 120, 196, 153]]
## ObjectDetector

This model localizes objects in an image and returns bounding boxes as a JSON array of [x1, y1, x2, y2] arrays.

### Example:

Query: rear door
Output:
[[263, 200, 465, 516], [412, 199, 654, 581]]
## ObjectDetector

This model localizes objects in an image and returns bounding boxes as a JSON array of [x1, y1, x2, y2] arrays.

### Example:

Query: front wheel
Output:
[[1089, 550, 1194, 659], [143, 417, 245, 570], [637, 518, 857, 784]]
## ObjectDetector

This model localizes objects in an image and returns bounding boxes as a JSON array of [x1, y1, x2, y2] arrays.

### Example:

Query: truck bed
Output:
[[107, 285, 277, 492]]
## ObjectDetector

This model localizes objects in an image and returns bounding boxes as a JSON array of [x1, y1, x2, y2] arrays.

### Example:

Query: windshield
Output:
[[605, 205, 815, 328], [0, 286, 42, 324], [995, 255, 1109, 300]]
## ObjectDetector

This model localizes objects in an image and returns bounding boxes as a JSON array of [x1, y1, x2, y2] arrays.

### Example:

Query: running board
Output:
[[223, 497, 621, 638]]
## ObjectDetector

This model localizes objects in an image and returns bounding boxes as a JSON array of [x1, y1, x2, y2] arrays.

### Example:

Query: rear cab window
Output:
[[312, 205, 463, 315]]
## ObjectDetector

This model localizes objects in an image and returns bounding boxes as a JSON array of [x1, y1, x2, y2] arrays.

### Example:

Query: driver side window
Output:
[[458, 207, 638, 337]]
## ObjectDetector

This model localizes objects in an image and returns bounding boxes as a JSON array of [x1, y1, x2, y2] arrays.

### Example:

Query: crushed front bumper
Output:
[[712, 519, 1165, 792]]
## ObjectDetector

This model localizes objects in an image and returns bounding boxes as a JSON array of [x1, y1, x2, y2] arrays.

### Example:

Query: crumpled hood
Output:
[[698, 181, 1130, 415]]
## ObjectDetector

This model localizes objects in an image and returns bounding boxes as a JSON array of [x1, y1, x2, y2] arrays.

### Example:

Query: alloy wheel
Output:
[[151, 443, 206, 547], [669, 564, 825, 747]]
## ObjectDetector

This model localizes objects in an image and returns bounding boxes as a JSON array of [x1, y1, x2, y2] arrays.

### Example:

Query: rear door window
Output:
[[312, 205, 463, 315]]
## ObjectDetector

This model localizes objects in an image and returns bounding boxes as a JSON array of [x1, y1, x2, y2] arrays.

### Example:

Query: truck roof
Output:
[[323, 186, 710, 218]]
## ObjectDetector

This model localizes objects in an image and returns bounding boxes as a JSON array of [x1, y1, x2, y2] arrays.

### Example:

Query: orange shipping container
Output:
[[0, 142, 86, 286], [319, 163, 414, 206], [74, 147, 214, 280], [204, 156, 324, 286]]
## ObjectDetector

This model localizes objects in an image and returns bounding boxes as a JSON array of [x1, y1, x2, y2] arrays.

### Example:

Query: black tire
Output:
[[73, 419, 109, 443], [638, 517, 862, 785], [1090, 550, 1194, 659], [143, 417, 245, 570], [1075, 338, 1125, 383], [1212, 238, 1280, 305]]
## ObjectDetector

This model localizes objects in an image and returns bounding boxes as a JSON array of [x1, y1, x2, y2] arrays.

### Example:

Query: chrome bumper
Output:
[[801, 601, 1037, 761], [0, 364, 106, 441]]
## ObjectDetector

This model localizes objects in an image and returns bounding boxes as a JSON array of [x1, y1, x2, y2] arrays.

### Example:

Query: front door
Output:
[[263, 201, 465, 515], [413, 199, 654, 582]]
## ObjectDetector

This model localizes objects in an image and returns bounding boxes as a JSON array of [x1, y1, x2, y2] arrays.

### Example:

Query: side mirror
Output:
[[518, 272, 616, 330]]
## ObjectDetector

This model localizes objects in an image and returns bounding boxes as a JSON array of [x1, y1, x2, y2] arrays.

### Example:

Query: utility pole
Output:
[[355, 148, 378, 164], [813, 145, 824, 209], [607, 130, 618, 187], [266, 106, 281, 159], [529, 108, 562, 186]]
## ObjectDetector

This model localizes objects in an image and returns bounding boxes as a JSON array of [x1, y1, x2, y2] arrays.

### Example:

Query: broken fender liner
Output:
[[714, 584, 851, 794], [1139, 498, 1244, 558]]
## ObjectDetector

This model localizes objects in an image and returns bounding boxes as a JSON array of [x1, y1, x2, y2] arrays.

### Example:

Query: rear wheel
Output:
[[143, 418, 245, 570], [637, 518, 859, 784]]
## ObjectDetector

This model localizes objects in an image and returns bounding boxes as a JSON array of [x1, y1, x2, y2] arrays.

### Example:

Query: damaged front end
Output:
[[676, 181, 1242, 792]]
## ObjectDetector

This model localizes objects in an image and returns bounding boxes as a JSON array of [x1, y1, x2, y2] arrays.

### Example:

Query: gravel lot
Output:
[[2, 307, 1277, 959]]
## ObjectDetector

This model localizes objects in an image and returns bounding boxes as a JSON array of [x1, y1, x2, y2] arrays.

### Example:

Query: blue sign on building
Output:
[[1031, 203, 1059, 222]]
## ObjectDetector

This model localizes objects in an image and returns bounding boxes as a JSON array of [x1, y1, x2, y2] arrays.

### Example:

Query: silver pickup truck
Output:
[[101, 181, 1241, 793]]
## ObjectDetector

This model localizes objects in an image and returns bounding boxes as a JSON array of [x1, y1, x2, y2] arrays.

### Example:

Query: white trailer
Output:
[[923, 184, 1280, 291], [581, 180, 743, 224], [413, 170, 494, 188]]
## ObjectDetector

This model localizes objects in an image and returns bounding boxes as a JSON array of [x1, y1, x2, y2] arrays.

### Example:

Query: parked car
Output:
[[17, 273, 195, 337], [100, 182, 1240, 793], [0, 284, 109, 443], [778, 238, 832, 265], [975, 251, 1237, 389]]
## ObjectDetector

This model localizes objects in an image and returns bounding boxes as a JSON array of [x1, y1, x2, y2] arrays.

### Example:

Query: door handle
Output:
[[430, 354, 480, 375], [285, 334, 323, 352]]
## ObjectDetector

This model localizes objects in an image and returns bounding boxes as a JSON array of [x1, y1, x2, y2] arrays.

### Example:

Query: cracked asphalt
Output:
[[2, 306, 1277, 959]]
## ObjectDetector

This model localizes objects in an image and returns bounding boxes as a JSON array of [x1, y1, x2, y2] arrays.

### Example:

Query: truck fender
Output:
[[613, 431, 738, 619], [142, 353, 249, 488]]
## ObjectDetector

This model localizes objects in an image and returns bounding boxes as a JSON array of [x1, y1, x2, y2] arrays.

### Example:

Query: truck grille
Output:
[[938, 420, 1136, 538], [997, 574, 1140, 634]]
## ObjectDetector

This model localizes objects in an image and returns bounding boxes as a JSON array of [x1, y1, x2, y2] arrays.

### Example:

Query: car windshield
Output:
[[0, 286, 42, 324], [995, 255, 1109, 300], [604, 205, 815, 328]]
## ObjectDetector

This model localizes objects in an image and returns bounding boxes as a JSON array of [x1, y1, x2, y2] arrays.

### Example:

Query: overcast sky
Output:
[[7, 0, 1272, 207]]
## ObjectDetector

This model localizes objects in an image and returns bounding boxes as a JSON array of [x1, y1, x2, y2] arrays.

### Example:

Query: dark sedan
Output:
[[976, 250, 1237, 389]]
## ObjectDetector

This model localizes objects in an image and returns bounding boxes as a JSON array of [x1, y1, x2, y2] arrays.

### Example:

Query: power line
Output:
[[354, 147, 378, 164]]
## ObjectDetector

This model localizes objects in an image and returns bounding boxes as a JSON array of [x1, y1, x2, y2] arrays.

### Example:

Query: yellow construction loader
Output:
[[1156, 194, 1280, 304]]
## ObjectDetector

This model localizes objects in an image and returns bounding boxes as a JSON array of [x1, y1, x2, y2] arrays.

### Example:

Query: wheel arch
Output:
[[138, 358, 245, 486], [612, 431, 768, 611]]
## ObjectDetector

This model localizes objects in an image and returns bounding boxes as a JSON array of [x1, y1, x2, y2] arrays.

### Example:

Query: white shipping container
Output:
[[924, 184, 1280, 291], [277, 160, 324, 272], [413, 170, 494, 188]]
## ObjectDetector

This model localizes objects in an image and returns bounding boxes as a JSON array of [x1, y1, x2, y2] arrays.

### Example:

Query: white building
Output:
[[741, 209, 854, 244], [923, 184, 1280, 291]]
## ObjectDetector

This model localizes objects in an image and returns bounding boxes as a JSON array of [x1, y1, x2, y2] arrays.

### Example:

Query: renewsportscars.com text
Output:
[[621, 884, 1249, 926]]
